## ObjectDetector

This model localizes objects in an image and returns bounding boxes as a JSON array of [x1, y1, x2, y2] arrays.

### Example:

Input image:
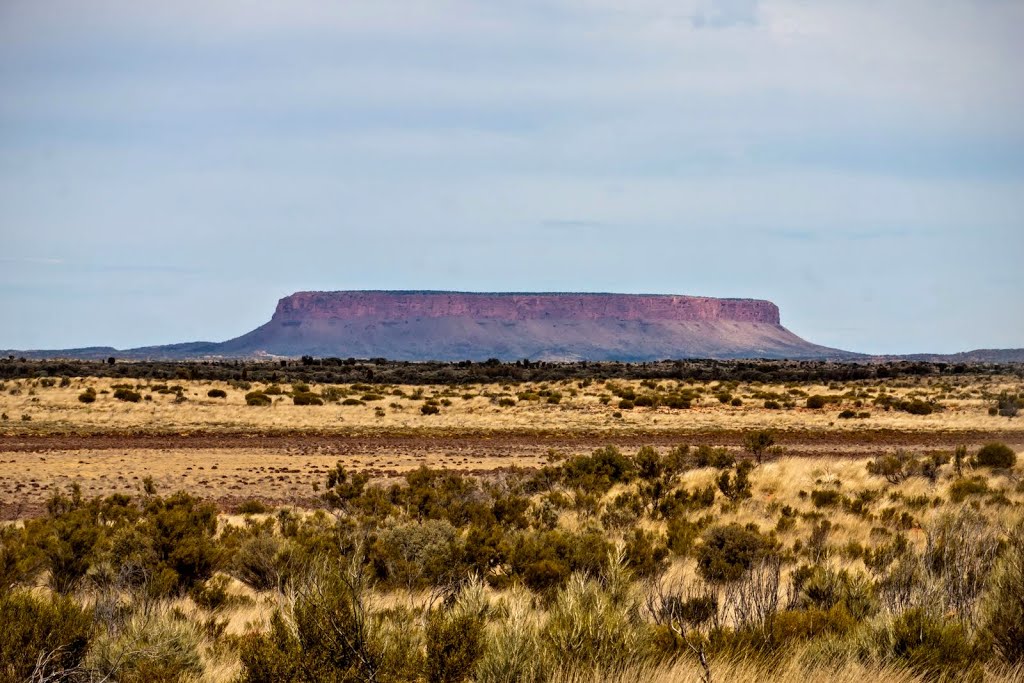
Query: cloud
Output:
[[691, 0, 759, 29], [0, 256, 64, 265]]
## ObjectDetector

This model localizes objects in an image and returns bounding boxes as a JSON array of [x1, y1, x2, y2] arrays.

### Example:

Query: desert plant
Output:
[[113, 387, 141, 402], [245, 391, 272, 406], [696, 523, 774, 584], [981, 521, 1024, 663], [743, 430, 776, 464], [425, 578, 488, 683], [973, 442, 1016, 469], [0, 590, 92, 683], [475, 588, 548, 683], [87, 606, 204, 683]]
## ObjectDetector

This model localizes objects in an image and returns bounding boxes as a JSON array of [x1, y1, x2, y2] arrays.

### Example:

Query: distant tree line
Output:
[[1, 355, 1021, 385]]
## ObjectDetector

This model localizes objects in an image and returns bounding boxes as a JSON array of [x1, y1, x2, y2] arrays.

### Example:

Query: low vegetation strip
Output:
[[2, 427, 1023, 451]]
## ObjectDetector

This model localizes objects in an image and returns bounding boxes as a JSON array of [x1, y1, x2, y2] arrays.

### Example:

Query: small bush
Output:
[[292, 392, 324, 406], [425, 596, 486, 683], [237, 499, 272, 515], [694, 445, 735, 469], [0, 591, 93, 682], [421, 404, 441, 415], [949, 476, 989, 503], [207, 388, 227, 398], [113, 387, 142, 402], [78, 387, 97, 403], [696, 523, 774, 583], [246, 392, 272, 406], [810, 489, 844, 508], [88, 607, 204, 683], [973, 442, 1016, 469], [806, 395, 830, 409], [872, 607, 984, 681]]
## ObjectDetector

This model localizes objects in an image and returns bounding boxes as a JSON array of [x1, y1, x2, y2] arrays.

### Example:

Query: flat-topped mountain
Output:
[[208, 290, 852, 361], [8, 290, 1023, 362]]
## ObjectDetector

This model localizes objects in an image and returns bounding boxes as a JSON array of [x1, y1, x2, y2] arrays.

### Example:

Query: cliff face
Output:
[[204, 290, 849, 361], [272, 291, 781, 325], [5, 290, 866, 361]]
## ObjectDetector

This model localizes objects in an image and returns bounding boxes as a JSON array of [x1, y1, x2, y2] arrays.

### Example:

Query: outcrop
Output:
[[212, 290, 850, 361]]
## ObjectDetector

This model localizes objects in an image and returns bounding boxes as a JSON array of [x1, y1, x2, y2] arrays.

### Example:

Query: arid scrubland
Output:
[[0, 366, 1022, 682]]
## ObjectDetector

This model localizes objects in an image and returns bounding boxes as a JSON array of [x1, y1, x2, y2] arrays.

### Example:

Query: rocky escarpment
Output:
[[212, 291, 850, 361], [272, 291, 781, 324]]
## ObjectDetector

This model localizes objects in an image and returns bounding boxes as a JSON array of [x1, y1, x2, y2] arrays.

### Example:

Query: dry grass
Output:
[[549, 656, 1024, 683], [1, 375, 1021, 437]]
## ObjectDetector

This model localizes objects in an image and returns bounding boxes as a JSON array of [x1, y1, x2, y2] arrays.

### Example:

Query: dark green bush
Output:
[[810, 489, 844, 508], [425, 608, 485, 683], [113, 387, 142, 402], [207, 388, 227, 398], [875, 607, 984, 681], [560, 446, 636, 495], [78, 387, 96, 403], [292, 392, 324, 406], [983, 523, 1024, 663], [949, 476, 989, 503], [973, 442, 1016, 469], [696, 523, 774, 583], [237, 499, 272, 515], [622, 528, 669, 578], [246, 391, 272, 406], [0, 590, 93, 683], [694, 446, 735, 469]]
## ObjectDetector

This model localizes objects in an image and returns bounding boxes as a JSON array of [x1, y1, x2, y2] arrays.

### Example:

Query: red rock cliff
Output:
[[272, 291, 781, 325]]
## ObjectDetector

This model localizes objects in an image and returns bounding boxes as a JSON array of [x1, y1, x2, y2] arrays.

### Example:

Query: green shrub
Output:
[[949, 476, 989, 503], [810, 489, 844, 508], [0, 590, 92, 683], [292, 392, 324, 406], [237, 499, 271, 515], [139, 492, 220, 596], [872, 607, 984, 681], [475, 589, 547, 683], [982, 522, 1024, 663], [425, 585, 486, 683], [246, 391, 272, 406], [542, 561, 651, 670], [694, 445, 735, 469], [78, 387, 96, 403], [623, 528, 669, 579], [113, 387, 142, 402], [866, 451, 919, 484], [806, 395, 830, 409], [207, 388, 227, 398], [973, 442, 1016, 469], [696, 523, 774, 583], [88, 607, 204, 683]]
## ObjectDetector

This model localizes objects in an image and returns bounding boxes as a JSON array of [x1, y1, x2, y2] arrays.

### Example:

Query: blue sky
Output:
[[0, 0, 1021, 354]]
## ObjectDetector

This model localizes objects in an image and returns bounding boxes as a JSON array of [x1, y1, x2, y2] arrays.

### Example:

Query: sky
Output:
[[0, 0, 1022, 355]]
